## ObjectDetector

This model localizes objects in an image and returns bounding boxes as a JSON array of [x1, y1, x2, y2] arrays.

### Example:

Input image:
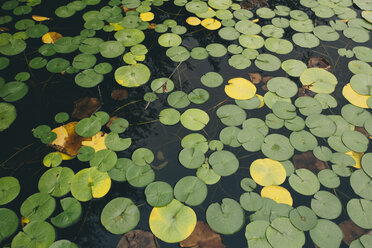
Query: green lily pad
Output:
[[237, 127, 264, 152], [206, 198, 245, 235], [0, 176, 20, 205], [126, 164, 155, 187], [290, 130, 318, 152], [0, 39, 26, 56], [239, 35, 264, 49], [0, 208, 18, 242], [11, 221, 55, 248], [90, 149, 117, 172], [266, 113, 284, 129], [350, 74, 372, 95], [309, 219, 342, 248], [216, 104, 246, 126], [145, 181, 173, 207], [114, 28, 144, 46], [75, 117, 101, 137], [261, 134, 294, 161], [289, 169, 320, 195], [284, 116, 306, 131], [267, 77, 298, 98], [0, 81, 28, 102], [158, 33, 182, 47], [305, 114, 336, 138], [174, 176, 207, 206], [181, 133, 208, 153], [105, 133, 131, 151], [318, 169, 340, 188], [266, 217, 305, 248], [132, 148, 154, 166], [159, 108, 180, 125], [289, 206, 317, 231], [196, 164, 221, 185], [264, 38, 293, 54], [350, 169, 372, 200], [242, 118, 269, 136], [38, 167, 74, 197], [179, 148, 205, 169], [188, 88, 210, 104], [108, 158, 134, 182], [300, 68, 338, 94], [20, 192, 56, 222], [166, 46, 190, 62], [167, 91, 190, 108], [101, 197, 140, 234], [341, 104, 371, 127], [109, 118, 129, 134], [295, 96, 323, 116], [181, 108, 209, 131], [240, 192, 263, 212], [347, 198, 372, 229], [313, 25, 339, 41], [75, 69, 104, 88], [49, 240, 78, 248], [51, 197, 81, 228], [292, 32, 319, 48], [272, 101, 297, 120], [311, 191, 342, 219], [70, 167, 111, 201], [255, 53, 281, 72], [114, 63, 151, 87], [209, 150, 239, 176], [200, 72, 223, 88]]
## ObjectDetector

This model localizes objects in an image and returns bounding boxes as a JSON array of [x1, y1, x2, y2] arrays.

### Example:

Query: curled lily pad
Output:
[[51, 197, 81, 228], [101, 197, 140, 234], [149, 199, 197, 243], [206, 198, 245, 235]]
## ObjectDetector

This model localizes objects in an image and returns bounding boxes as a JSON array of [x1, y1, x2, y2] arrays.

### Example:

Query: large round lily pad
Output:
[[266, 217, 305, 248], [300, 68, 338, 94], [250, 158, 286, 186], [149, 199, 197, 243], [38, 167, 74, 197], [206, 198, 245, 235], [11, 221, 55, 248], [20, 192, 56, 222], [209, 150, 239, 176], [0, 176, 20, 205], [101, 197, 140, 234], [0, 208, 18, 242], [180, 108, 209, 131], [174, 176, 207, 206], [145, 181, 173, 207], [115, 63, 151, 87]]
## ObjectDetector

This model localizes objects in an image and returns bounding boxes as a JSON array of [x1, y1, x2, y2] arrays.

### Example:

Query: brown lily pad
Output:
[[292, 151, 328, 174], [111, 88, 128, 101], [71, 97, 101, 119], [49, 121, 90, 156], [249, 73, 262, 84], [339, 220, 367, 245], [116, 230, 160, 248], [307, 57, 331, 71], [180, 221, 225, 248]]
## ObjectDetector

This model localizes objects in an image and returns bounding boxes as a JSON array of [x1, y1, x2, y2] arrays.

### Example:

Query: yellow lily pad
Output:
[[81, 131, 107, 152], [201, 18, 221, 30], [149, 199, 196, 243], [261, 185, 293, 206], [346, 150, 364, 169], [140, 12, 154, 22], [225, 77, 257, 100], [250, 158, 286, 186], [186, 16, 201, 26], [342, 83, 369, 108]]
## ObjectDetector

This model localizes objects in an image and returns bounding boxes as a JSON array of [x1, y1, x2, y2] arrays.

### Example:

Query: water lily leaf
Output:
[[201, 18, 221, 30], [272, 101, 297, 120], [216, 104, 246, 126], [0, 102, 17, 131], [180, 221, 225, 248], [81, 131, 107, 152], [158, 33, 182, 47], [314, 93, 337, 109], [181, 108, 209, 131], [349, 234, 372, 248], [235, 20, 261, 35], [311, 191, 342, 219], [0, 176, 20, 205], [186, 16, 201, 26], [109, 118, 129, 134], [343, 83, 370, 108], [318, 169, 340, 188], [209, 150, 239, 176], [285, 116, 306, 131], [200, 72, 223, 88], [289, 169, 320, 195], [300, 68, 337, 94], [190, 47, 208, 60], [289, 206, 317, 231], [240, 192, 263, 212], [197, 163, 221, 185], [349, 60, 372, 75], [159, 108, 180, 125], [239, 34, 264, 49], [20, 192, 56, 222], [0, 81, 28, 102], [166, 46, 190, 62], [255, 53, 281, 71], [309, 219, 343, 248], [206, 43, 227, 57], [108, 158, 134, 182], [70, 167, 111, 201], [353, 46, 372, 63], [11, 221, 55, 248], [266, 217, 305, 248], [341, 104, 371, 127], [267, 77, 298, 98], [245, 220, 271, 248], [228, 54, 251, 69], [257, 7, 275, 18], [149, 199, 197, 243], [49, 240, 78, 248], [305, 114, 336, 138], [237, 127, 264, 151], [295, 96, 322, 116], [115, 63, 151, 87], [131, 148, 154, 166], [235, 95, 261, 109], [261, 134, 294, 161], [178, 147, 205, 169], [114, 28, 144, 47], [351, 169, 372, 200], [41, 32, 62, 44], [0, 208, 18, 242], [292, 32, 319, 48], [342, 130, 369, 153], [38, 167, 74, 197], [188, 88, 210, 104], [266, 113, 284, 129], [145, 181, 173, 207], [126, 164, 155, 187], [347, 198, 372, 229], [167, 91, 190, 108], [50, 197, 81, 228], [105, 133, 131, 152], [206, 198, 244, 235], [174, 176, 207, 206], [75, 117, 101, 138], [313, 25, 339, 41], [289, 130, 317, 152], [224, 77, 256, 100], [261, 185, 292, 206], [250, 158, 286, 186], [101, 197, 139, 234], [264, 38, 293, 54], [90, 149, 117, 172], [151, 78, 174, 93]]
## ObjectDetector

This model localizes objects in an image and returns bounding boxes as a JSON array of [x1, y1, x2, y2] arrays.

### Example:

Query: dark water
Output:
[[0, 0, 370, 247]]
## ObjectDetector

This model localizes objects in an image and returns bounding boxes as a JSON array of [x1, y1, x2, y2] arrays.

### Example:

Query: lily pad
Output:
[[145, 181, 173, 207], [20, 192, 56, 222], [206, 198, 244, 235], [101, 197, 140, 234], [11, 221, 55, 248], [261, 134, 294, 161], [266, 217, 305, 248], [115, 63, 151, 87], [309, 219, 343, 248], [289, 169, 320, 195], [209, 150, 239, 176], [311, 191, 342, 219], [289, 206, 317, 231], [174, 176, 207, 206], [180, 108, 209, 131], [250, 158, 286, 186], [51, 197, 81, 228], [0, 208, 18, 242], [38, 167, 74, 197], [0, 176, 20, 205], [347, 198, 372, 229]]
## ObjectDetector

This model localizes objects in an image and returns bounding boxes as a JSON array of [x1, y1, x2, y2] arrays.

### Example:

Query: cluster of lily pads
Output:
[[1, 0, 372, 247]]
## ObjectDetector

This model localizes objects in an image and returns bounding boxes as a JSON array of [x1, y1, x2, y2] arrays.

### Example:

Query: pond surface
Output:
[[0, 0, 372, 247]]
